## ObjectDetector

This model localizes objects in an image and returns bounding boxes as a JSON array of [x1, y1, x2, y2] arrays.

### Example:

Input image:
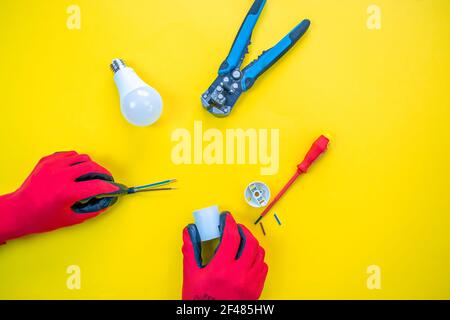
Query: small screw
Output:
[[232, 70, 241, 79]]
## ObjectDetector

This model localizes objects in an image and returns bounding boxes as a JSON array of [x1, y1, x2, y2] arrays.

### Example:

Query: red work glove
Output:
[[0, 151, 121, 243], [182, 212, 268, 300]]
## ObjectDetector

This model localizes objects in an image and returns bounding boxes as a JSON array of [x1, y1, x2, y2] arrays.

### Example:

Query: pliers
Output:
[[201, 0, 310, 117], [72, 178, 177, 214]]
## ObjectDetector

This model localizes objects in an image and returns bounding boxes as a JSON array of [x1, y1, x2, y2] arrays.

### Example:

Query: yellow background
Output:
[[0, 0, 449, 299]]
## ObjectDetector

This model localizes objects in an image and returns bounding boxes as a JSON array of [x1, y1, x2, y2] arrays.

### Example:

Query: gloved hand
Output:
[[182, 212, 268, 300], [0, 151, 121, 243]]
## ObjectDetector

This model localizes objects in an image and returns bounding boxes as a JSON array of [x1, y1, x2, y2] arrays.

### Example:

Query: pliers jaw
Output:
[[201, 70, 244, 117]]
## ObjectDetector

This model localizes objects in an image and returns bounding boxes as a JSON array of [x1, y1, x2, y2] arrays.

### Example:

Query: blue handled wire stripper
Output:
[[201, 0, 310, 117]]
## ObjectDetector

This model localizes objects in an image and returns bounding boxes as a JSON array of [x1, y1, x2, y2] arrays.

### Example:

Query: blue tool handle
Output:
[[218, 0, 266, 75], [241, 19, 310, 91]]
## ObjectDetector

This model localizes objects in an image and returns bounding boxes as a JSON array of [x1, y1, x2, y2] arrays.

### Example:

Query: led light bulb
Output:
[[110, 59, 162, 126]]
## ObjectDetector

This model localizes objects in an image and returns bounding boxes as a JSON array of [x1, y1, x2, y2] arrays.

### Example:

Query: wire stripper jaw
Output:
[[201, 69, 245, 117]]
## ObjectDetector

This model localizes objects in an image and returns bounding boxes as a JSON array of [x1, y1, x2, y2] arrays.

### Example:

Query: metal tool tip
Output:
[[110, 58, 127, 73], [254, 216, 262, 225]]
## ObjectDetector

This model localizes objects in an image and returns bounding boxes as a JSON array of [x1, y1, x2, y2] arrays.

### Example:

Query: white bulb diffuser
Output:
[[110, 59, 163, 126]]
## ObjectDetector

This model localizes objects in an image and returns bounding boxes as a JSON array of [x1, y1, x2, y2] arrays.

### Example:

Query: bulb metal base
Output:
[[110, 59, 127, 73]]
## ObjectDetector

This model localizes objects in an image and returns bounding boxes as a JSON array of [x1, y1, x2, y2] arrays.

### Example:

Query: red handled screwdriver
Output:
[[254, 135, 330, 224]]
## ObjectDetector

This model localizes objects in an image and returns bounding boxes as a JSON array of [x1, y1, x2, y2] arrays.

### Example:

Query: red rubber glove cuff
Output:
[[0, 193, 23, 243]]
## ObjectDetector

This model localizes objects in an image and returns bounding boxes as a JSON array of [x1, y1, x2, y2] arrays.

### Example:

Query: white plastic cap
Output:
[[193, 205, 221, 242]]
